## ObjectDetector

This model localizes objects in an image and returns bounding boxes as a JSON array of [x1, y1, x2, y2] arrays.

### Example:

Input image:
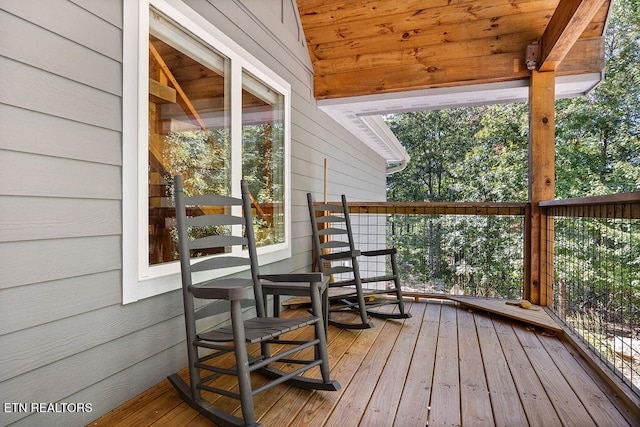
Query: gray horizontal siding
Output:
[[2, 0, 122, 61], [69, 0, 123, 28], [0, 151, 121, 199], [0, 197, 120, 243], [0, 104, 121, 165], [0, 9, 121, 95], [0, 314, 185, 426], [1, 5, 127, 424], [0, 271, 121, 336], [0, 291, 184, 383], [0, 236, 121, 290], [0, 57, 121, 131]]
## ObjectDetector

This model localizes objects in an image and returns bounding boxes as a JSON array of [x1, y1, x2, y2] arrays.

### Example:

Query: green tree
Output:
[[555, 0, 640, 196], [387, 109, 482, 202]]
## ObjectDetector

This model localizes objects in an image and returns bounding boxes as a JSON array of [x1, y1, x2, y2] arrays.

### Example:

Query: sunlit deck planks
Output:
[[90, 300, 639, 426]]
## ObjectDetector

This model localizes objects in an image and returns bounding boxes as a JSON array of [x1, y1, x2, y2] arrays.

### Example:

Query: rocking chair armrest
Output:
[[260, 273, 329, 296], [190, 278, 253, 300], [259, 273, 325, 283], [321, 249, 361, 260], [361, 247, 397, 257]]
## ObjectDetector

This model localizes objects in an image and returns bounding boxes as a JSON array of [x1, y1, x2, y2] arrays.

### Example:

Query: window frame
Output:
[[122, 0, 291, 304]]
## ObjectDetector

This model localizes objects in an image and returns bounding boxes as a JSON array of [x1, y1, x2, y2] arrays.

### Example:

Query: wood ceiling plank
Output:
[[539, 0, 607, 71], [305, 8, 554, 49], [297, 0, 452, 28], [299, 0, 554, 30], [308, 11, 553, 64], [296, 0, 610, 100]]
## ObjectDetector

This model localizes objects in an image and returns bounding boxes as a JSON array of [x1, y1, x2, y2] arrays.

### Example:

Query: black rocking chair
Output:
[[168, 176, 339, 427], [307, 193, 411, 329]]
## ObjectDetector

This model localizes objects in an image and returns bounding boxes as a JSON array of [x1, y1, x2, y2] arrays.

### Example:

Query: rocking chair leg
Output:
[[310, 282, 331, 382], [390, 252, 410, 318], [231, 300, 255, 426], [352, 259, 372, 327]]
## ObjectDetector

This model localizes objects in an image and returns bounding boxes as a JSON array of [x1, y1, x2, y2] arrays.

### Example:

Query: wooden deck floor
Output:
[[90, 299, 639, 426]]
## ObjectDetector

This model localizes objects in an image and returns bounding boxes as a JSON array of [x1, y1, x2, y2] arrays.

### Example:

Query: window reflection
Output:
[[148, 29, 230, 265], [242, 71, 286, 247]]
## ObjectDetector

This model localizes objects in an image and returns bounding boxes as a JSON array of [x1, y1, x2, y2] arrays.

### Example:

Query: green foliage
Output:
[[163, 129, 231, 197], [242, 122, 286, 247]]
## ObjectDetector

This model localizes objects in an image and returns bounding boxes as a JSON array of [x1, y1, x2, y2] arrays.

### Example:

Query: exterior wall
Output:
[[0, 0, 387, 425]]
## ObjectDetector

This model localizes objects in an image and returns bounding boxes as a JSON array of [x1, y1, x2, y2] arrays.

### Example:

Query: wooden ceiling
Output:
[[296, 0, 611, 100]]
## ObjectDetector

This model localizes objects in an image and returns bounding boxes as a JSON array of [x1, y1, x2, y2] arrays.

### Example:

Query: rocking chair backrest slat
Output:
[[316, 215, 346, 223], [318, 227, 348, 236], [324, 266, 354, 275], [188, 235, 248, 251], [314, 203, 344, 212], [190, 256, 251, 272], [184, 194, 243, 207], [319, 240, 350, 250], [187, 214, 245, 227]]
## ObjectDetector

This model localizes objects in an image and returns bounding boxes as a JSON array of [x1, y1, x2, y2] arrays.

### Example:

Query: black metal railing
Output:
[[343, 202, 528, 299], [541, 193, 640, 395]]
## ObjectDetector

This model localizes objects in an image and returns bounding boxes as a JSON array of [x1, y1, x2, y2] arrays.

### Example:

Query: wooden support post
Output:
[[527, 70, 555, 306]]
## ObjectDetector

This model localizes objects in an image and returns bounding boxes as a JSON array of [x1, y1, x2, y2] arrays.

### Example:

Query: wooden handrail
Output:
[[540, 192, 640, 219], [539, 191, 640, 206], [316, 201, 529, 216]]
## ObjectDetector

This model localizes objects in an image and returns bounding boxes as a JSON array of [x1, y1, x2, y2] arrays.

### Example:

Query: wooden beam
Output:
[[527, 70, 555, 306], [555, 36, 604, 74], [539, 0, 606, 72], [149, 78, 176, 104]]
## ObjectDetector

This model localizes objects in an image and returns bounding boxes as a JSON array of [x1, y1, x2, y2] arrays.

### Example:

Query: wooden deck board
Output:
[[457, 307, 493, 426], [359, 301, 425, 426], [475, 311, 529, 427], [447, 296, 563, 332], [539, 332, 634, 426], [512, 323, 596, 426], [393, 301, 441, 427], [323, 310, 405, 426], [285, 327, 368, 426], [493, 319, 562, 426], [428, 302, 462, 427], [89, 299, 640, 427]]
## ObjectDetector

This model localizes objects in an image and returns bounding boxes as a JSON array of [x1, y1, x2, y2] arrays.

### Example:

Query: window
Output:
[[123, 0, 291, 303], [242, 71, 286, 248]]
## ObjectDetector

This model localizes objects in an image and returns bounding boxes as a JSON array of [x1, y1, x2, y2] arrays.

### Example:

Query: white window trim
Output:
[[123, 0, 291, 304]]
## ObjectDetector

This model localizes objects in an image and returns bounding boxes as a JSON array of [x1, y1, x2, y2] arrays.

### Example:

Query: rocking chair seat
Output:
[[199, 315, 319, 343]]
